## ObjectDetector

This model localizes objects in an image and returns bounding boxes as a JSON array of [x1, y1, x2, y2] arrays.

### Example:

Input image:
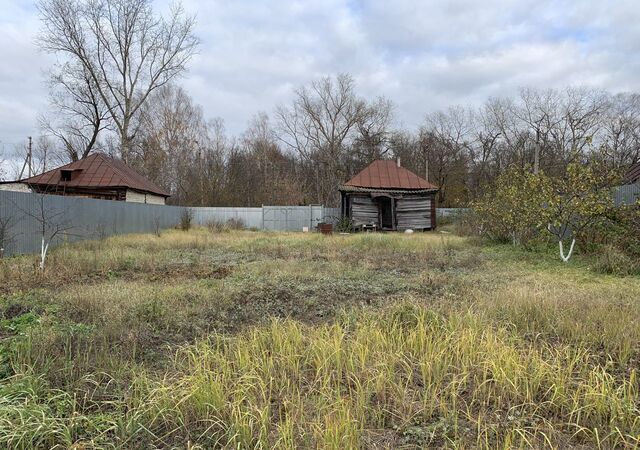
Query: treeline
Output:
[[30, 75, 640, 207], [24, 0, 640, 207], [120, 80, 640, 207]]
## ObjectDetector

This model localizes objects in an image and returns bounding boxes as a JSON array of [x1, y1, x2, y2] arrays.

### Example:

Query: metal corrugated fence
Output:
[[0, 191, 341, 256], [614, 184, 640, 206], [192, 207, 263, 229]]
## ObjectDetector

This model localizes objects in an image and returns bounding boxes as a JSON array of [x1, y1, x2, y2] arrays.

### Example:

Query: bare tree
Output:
[[237, 113, 304, 206], [37, 0, 199, 161], [134, 84, 223, 205], [352, 97, 394, 161], [0, 152, 6, 181], [598, 93, 640, 169], [420, 106, 472, 205], [41, 61, 110, 161], [276, 74, 370, 205]]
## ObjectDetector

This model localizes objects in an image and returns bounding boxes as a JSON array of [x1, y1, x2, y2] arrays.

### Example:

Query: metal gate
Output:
[[262, 205, 326, 231]]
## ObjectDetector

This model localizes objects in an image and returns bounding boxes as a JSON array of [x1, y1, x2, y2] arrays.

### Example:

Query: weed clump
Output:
[[592, 244, 638, 276]]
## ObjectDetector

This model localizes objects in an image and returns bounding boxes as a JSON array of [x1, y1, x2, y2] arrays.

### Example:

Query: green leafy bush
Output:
[[335, 216, 353, 233], [473, 165, 553, 246]]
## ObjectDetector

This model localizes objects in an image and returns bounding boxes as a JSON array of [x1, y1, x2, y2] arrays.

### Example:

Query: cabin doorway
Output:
[[375, 197, 394, 230]]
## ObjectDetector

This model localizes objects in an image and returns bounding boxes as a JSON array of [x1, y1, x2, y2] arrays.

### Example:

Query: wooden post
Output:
[[391, 196, 396, 231], [430, 193, 437, 230]]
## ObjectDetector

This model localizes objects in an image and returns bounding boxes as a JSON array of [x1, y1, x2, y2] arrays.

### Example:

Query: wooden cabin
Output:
[[339, 159, 439, 231]]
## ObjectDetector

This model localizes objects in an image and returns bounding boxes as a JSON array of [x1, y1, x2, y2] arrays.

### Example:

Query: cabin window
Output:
[[61, 170, 72, 181]]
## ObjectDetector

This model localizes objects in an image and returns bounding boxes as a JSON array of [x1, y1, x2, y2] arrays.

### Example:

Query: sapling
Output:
[[17, 192, 75, 272], [545, 163, 615, 263]]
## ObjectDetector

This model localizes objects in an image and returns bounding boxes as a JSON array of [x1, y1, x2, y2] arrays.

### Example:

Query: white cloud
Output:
[[1, 0, 640, 159]]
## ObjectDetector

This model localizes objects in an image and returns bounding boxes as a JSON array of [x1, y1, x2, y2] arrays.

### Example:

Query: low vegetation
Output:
[[0, 229, 639, 448], [472, 164, 640, 272]]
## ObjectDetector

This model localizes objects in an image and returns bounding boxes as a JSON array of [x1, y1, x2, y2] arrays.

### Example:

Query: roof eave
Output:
[[24, 182, 171, 198], [339, 185, 439, 193]]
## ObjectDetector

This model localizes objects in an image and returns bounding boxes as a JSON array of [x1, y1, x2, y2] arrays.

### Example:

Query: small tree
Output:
[[0, 213, 19, 258], [14, 193, 75, 272], [180, 208, 193, 231], [474, 166, 553, 246], [546, 163, 616, 262]]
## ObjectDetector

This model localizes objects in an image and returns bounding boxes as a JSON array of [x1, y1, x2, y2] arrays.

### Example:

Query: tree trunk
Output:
[[39, 237, 50, 271], [558, 238, 576, 263]]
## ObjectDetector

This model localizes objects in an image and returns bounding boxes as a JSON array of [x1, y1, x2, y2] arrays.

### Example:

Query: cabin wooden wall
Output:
[[345, 192, 437, 230], [396, 195, 432, 230], [350, 195, 379, 226]]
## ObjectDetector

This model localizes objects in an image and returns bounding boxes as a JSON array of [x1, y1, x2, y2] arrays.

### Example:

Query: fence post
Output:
[[261, 205, 265, 230]]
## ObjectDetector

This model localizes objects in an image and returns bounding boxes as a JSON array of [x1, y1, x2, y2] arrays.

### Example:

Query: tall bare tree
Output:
[[420, 106, 472, 205], [352, 97, 394, 161], [41, 62, 110, 161], [276, 74, 389, 205], [134, 83, 214, 204], [598, 93, 640, 169], [37, 0, 199, 161], [239, 113, 303, 205]]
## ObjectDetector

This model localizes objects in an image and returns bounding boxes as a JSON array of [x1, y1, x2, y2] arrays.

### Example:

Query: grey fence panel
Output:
[[263, 206, 309, 231], [437, 208, 470, 218], [262, 206, 340, 231], [322, 208, 341, 225], [2, 190, 424, 256], [0, 190, 182, 256], [614, 184, 640, 206], [192, 207, 263, 229]]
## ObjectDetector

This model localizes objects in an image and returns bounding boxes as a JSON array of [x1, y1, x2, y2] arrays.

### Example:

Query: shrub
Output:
[[226, 218, 245, 230], [207, 218, 246, 233], [179, 208, 194, 231], [473, 165, 554, 246], [474, 163, 623, 263], [335, 216, 353, 233], [452, 209, 481, 237], [592, 245, 638, 276]]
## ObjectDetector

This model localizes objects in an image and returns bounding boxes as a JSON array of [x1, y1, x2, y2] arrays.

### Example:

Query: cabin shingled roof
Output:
[[22, 153, 170, 197], [342, 159, 438, 191], [627, 162, 640, 184]]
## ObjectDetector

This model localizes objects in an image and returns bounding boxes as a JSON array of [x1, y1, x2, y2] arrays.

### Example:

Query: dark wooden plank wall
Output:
[[350, 195, 379, 226], [396, 195, 431, 230]]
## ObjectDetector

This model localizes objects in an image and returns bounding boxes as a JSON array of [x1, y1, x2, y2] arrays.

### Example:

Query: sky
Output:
[[1, 0, 640, 162]]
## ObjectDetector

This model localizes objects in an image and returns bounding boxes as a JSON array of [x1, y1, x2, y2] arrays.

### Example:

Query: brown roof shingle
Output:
[[22, 153, 170, 197], [342, 160, 438, 190], [627, 162, 640, 184]]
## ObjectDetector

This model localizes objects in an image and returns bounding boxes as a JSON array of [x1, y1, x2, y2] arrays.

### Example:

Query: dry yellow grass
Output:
[[0, 229, 638, 448]]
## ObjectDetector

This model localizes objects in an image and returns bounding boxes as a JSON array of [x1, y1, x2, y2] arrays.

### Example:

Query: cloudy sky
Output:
[[1, 0, 640, 158]]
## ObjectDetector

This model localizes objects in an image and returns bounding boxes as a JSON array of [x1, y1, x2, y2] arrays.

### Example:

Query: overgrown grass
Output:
[[0, 229, 638, 448]]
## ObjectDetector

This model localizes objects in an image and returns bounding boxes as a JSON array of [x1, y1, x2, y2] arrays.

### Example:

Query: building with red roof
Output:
[[0, 153, 170, 204], [339, 159, 439, 231]]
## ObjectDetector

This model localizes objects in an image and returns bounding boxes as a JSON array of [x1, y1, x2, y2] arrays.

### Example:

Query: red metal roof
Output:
[[627, 162, 640, 184], [23, 153, 170, 197], [343, 160, 438, 190]]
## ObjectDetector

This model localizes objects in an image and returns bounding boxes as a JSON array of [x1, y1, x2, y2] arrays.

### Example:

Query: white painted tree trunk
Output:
[[39, 237, 50, 271], [558, 238, 575, 263]]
